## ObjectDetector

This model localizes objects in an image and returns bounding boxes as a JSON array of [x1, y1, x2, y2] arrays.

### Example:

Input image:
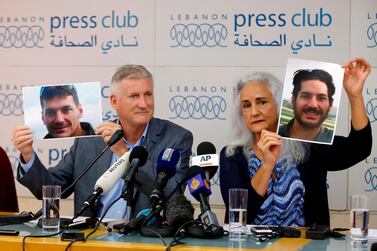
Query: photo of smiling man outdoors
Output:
[[278, 58, 344, 144]]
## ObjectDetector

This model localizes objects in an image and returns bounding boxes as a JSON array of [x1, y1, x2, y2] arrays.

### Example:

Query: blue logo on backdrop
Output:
[[366, 98, 377, 123], [0, 93, 23, 116], [170, 23, 227, 47], [169, 95, 226, 120], [0, 25, 44, 48], [364, 167, 377, 192], [367, 22, 377, 48]]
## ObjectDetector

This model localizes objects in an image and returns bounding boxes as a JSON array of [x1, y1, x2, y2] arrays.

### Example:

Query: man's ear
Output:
[[110, 94, 118, 110], [78, 104, 83, 118], [291, 96, 296, 105]]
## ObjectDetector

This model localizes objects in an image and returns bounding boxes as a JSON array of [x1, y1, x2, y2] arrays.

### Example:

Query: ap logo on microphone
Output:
[[191, 154, 219, 167]]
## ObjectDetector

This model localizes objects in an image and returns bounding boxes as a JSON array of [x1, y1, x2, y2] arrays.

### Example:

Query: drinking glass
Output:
[[350, 195, 369, 248], [42, 185, 61, 233], [229, 188, 248, 241]]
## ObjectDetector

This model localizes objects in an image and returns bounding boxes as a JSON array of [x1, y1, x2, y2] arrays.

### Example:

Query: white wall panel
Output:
[[0, 0, 154, 65], [155, 0, 349, 66]]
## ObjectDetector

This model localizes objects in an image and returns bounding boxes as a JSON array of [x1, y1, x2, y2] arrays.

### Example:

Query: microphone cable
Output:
[[22, 214, 79, 251], [165, 219, 200, 251]]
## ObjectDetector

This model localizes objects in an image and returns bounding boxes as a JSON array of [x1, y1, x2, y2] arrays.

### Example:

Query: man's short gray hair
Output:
[[111, 65, 153, 95]]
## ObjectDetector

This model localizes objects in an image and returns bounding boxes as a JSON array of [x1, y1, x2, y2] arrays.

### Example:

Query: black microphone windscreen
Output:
[[165, 194, 194, 227], [107, 130, 124, 147], [130, 146, 148, 166], [197, 141, 216, 155]]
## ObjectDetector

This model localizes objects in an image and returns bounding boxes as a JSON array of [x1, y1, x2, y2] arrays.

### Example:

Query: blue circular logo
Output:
[[0, 25, 44, 48], [367, 22, 377, 48], [170, 23, 227, 47], [0, 93, 23, 116], [364, 167, 377, 192], [366, 98, 377, 123], [169, 95, 226, 120]]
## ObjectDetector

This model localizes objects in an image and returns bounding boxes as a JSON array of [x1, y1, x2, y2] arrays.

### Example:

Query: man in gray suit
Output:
[[12, 65, 193, 219]]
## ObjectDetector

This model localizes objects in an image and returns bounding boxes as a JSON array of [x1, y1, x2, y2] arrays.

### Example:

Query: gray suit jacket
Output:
[[17, 117, 193, 218]]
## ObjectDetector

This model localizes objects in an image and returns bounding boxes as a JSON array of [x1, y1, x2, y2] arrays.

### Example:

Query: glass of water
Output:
[[350, 195, 369, 247], [229, 188, 248, 241], [42, 185, 61, 233]]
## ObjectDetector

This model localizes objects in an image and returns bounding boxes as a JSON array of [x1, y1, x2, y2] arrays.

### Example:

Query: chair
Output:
[[0, 147, 19, 212]]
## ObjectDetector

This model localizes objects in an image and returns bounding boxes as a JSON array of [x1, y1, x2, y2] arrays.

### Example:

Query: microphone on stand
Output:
[[191, 141, 219, 181], [186, 165, 223, 238], [149, 148, 180, 208], [165, 194, 194, 227], [139, 165, 205, 230], [78, 151, 131, 215], [121, 146, 148, 222], [140, 193, 195, 238]]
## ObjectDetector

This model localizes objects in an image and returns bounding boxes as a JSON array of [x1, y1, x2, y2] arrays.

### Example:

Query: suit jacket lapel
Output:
[[143, 117, 161, 160], [92, 138, 114, 181]]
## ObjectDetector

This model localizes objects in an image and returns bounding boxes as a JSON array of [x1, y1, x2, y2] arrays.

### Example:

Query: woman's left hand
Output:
[[342, 57, 371, 99]]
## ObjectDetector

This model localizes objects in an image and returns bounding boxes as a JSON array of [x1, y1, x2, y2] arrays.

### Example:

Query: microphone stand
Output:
[[122, 178, 134, 223], [120, 158, 140, 223], [142, 177, 186, 226]]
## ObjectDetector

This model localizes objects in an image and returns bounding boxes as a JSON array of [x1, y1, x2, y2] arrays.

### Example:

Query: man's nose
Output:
[[307, 97, 319, 107], [54, 111, 65, 122], [138, 96, 148, 108]]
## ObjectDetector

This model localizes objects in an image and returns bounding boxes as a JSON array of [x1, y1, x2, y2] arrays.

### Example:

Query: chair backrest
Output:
[[0, 147, 19, 212]]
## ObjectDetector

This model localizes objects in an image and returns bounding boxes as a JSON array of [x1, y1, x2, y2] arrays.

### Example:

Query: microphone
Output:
[[79, 151, 131, 215], [187, 166, 212, 212], [191, 142, 219, 180], [187, 166, 220, 230], [33, 129, 124, 219], [123, 146, 148, 184], [165, 194, 194, 227], [149, 148, 180, 208], [122, 146, 148, 221], [141, 165, 204, 228], [107, 130, 124, 147], [139, 194, 194, 237]]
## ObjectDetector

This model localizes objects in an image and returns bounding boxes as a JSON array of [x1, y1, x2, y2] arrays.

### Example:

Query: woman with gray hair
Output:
[[220, 58, 372, 227]]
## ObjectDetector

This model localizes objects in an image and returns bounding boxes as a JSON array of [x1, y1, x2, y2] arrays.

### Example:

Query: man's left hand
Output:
[[96, 121, 128, 157]]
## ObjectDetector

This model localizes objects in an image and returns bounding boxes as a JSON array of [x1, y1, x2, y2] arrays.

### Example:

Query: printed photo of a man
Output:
[[40, 85, 95, 138], [278, 58, 344, 144], [23, 82, 102, 139]]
